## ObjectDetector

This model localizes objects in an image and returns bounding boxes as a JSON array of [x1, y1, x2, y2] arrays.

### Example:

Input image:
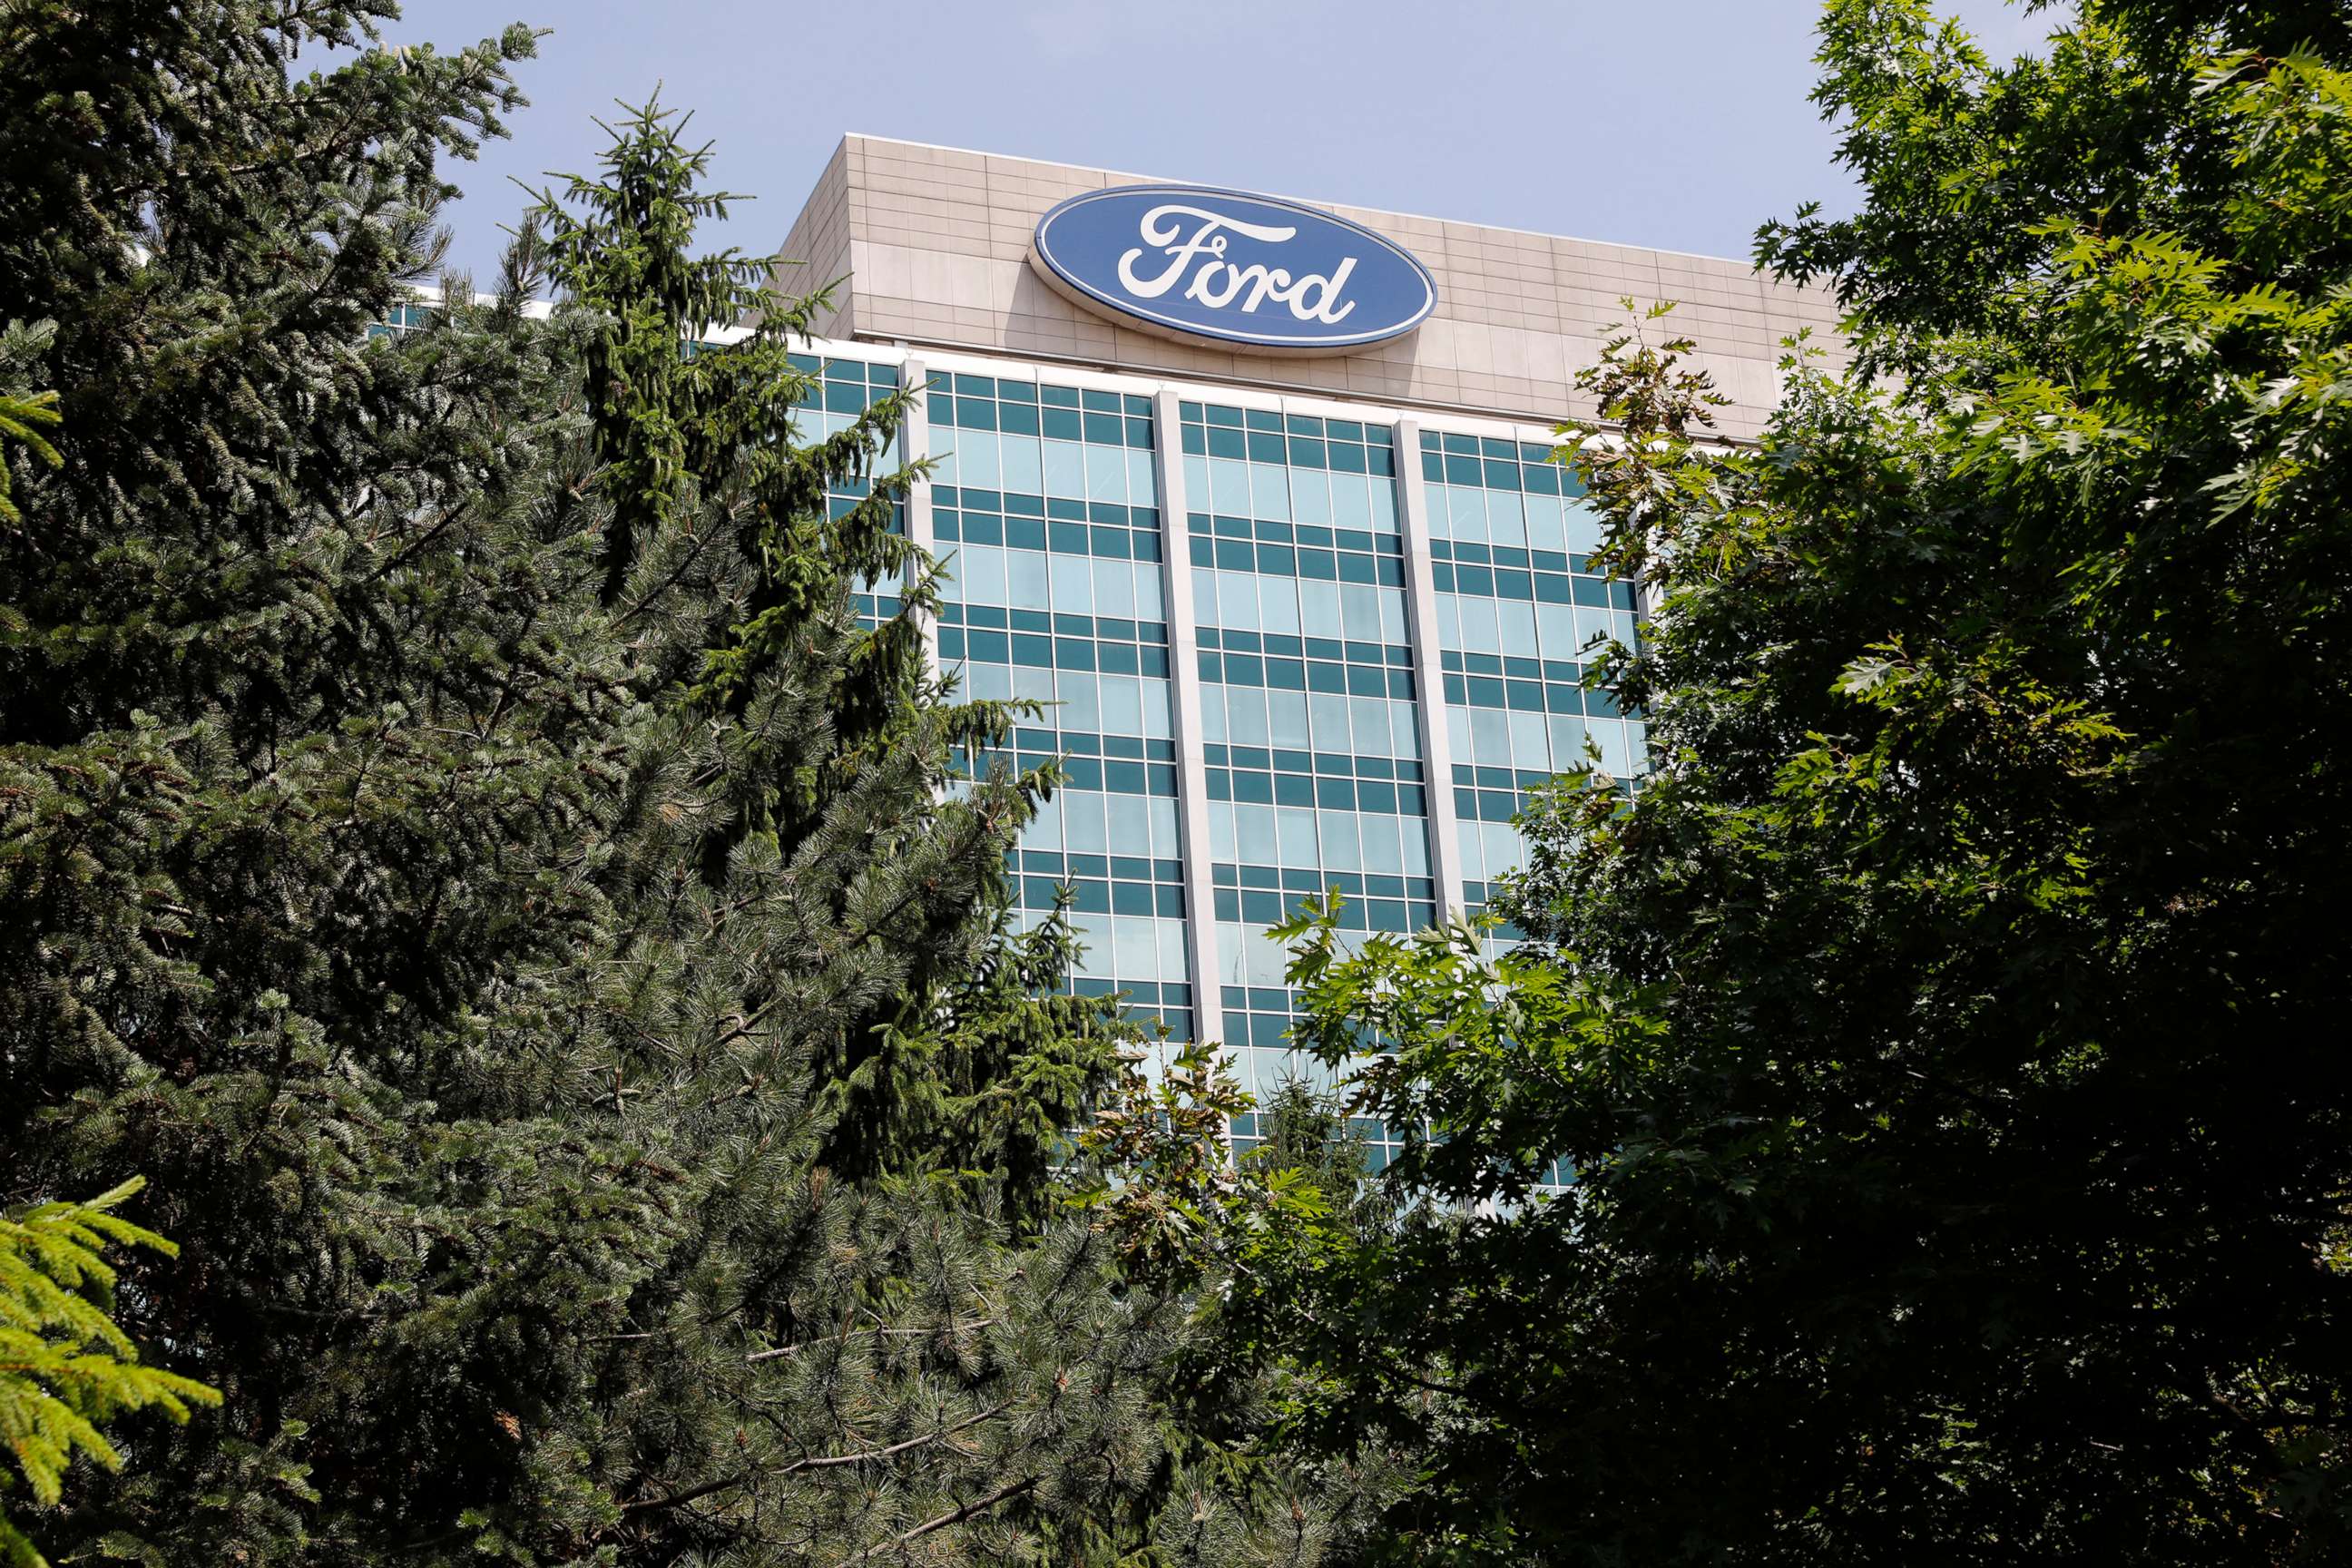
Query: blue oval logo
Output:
[[1029, 184, 1436, 355]]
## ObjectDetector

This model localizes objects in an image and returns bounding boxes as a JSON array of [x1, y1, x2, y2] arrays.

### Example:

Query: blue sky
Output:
[[376, 0, 2054, 285]]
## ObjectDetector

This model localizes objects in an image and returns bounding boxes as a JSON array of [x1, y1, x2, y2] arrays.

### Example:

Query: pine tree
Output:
[[1, 1179, 220, 1568], [530, 97, 1126, 1199], [0, 319, 61, 525], [3, 6, 1371, 1558], [516, 101, 1351, 1564], [1, 5, 665, 1558]]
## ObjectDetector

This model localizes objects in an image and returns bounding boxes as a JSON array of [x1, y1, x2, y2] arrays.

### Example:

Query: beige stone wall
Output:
[[772, 138, 854, 339], [776, 134, 1844, 441]]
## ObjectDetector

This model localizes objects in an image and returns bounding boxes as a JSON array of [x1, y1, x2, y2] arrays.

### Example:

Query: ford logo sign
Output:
[[1029, 183, 1436, 356]]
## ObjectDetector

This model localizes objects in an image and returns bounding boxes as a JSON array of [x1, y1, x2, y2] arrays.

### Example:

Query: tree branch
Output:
[[617, 1402, 1013, 1516], [746, 1319, 993, 1364], [779, 1401, 1007, 1472], [835, 1475, 1038, 1565]]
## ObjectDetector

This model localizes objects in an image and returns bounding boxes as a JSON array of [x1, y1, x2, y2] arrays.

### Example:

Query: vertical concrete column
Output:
[[1393, 416, 1466, 919], [1150, 388, 1224, 1050], [898, 355, 936, 664]]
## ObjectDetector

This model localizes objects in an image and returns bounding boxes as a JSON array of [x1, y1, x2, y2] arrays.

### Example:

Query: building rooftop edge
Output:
[[833, 131, 1792, 274]]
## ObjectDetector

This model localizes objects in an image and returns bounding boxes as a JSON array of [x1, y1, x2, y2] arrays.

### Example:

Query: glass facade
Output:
[[827, 347, 1648, 1158], [794, 353, 907, 626], [1417, 429, 1644, 912], [926, 371, 1196, 1043], [1173, 400, 1435, 1140]]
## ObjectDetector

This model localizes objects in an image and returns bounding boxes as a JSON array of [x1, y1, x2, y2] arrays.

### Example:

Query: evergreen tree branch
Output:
[[744, 1318, 995, 1363], [832, 1475, 1040, 1565]]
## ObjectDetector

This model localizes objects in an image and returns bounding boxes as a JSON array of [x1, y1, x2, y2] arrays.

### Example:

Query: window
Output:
[[1178, 402, 1399, 533], [931, 372, 1189, 1038], [1421, 427, 1648, 891]]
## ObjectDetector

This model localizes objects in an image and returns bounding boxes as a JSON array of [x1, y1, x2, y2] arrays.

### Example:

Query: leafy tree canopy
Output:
[[1264, 2, 2352, 1563]]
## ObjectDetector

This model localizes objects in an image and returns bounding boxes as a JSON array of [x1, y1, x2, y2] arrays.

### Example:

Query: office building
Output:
[[769, 136, 1841, 1151]]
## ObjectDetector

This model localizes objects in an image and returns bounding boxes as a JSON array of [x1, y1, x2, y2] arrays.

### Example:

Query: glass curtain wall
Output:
[[856, 367, 1647, 1181], [786, 353, 907, 624], [927, 372, 1196, 1042], [1418, 429, 1643, 915], [1178, 401, 1436, 1163]]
